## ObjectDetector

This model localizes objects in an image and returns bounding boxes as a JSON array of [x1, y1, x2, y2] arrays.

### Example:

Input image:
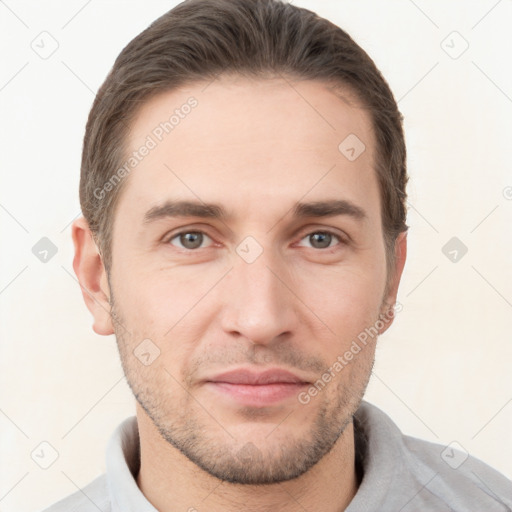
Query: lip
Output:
[[206, 368, 310, 385], [203, 368, 310, 407]]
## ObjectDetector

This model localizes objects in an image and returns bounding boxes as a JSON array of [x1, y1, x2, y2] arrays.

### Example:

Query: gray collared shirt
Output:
[[41, 401, 512, 511]]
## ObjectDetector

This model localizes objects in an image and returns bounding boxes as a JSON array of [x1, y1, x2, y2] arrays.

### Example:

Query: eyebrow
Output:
[[292, 200, 366, 221], [142, 199, 367, 224]]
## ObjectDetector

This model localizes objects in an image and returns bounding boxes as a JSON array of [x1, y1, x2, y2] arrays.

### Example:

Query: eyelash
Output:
[[164, 228, 348, 251]]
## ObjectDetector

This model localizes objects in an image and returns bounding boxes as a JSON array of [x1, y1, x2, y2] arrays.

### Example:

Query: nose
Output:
[[219, 248, 299, 346]]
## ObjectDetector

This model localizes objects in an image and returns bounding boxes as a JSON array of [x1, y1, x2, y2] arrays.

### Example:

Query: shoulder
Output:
[[402, 433, 512, 509], [353, 401, 512, 511], [39, 474, 110, 512]]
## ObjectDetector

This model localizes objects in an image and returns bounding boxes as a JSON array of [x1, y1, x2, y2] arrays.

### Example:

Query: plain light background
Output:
[[1, 1, 511, 511]]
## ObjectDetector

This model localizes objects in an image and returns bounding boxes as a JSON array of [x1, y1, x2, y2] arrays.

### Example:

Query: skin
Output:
[[72, 76, 407, 512]]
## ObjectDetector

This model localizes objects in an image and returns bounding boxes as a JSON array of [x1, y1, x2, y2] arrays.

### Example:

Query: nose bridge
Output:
[[221, 244, 297, 344]]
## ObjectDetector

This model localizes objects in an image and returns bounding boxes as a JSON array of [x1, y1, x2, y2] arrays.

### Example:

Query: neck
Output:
[[135, 405, 358, 512]]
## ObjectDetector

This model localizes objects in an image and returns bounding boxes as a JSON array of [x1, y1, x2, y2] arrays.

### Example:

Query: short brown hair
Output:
[[80, 0, 408, 283]]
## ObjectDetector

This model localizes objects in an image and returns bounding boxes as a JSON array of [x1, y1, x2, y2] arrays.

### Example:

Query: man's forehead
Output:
[[118, 76, 378, 223], [127, 76, 373, 152]]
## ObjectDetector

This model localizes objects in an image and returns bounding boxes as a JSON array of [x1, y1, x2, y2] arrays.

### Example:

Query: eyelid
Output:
[[294, 225, 350, 245], [162, 223, 215, 241], [163, 226, 216, 250], [294, 230, 348, 250]]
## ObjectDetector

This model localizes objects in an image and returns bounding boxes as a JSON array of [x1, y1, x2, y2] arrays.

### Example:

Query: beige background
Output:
[[1, 1, 511, 511]]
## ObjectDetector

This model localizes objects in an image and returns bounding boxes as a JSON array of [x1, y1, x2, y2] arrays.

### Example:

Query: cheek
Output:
[[111, 266, 225, 376], [113, 263, 211, 322], [307, 270, 381, 397], [294, 259, 386, 326]]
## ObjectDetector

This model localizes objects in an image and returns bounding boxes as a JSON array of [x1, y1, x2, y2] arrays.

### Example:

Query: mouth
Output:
[[203, 368, 310, 407]]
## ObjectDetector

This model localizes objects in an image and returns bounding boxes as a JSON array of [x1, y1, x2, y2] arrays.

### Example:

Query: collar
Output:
[[104, 401, 396, 511]]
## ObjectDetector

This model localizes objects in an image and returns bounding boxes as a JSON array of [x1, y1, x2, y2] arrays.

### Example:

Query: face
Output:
[[103, 76, 404, 484]]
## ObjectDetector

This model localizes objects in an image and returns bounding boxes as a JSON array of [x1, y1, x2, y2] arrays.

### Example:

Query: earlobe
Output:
[[71, 217, 114, 336], [393, 230, 408, 288], [379, 231, 408, 334]]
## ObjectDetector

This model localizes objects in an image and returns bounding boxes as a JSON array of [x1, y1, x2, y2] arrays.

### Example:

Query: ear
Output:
[[71, 217, 114, 336], [378, 231, 407, 335]]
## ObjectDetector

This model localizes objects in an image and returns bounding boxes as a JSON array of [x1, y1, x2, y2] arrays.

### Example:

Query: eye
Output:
[[297, 230, 345, 250], [167, 231, 214, 250], [164, 228, 346, 252]]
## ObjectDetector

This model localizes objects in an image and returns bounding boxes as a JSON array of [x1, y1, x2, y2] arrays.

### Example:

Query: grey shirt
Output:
[[41, 401, 512, 511]]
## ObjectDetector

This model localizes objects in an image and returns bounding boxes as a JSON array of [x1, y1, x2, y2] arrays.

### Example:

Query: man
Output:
[[43, 0, 512, 510]]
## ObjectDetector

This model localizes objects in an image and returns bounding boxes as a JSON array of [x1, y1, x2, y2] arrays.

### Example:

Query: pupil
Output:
[[181, 232, 202, 249], [311, 232, 331, 249]]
